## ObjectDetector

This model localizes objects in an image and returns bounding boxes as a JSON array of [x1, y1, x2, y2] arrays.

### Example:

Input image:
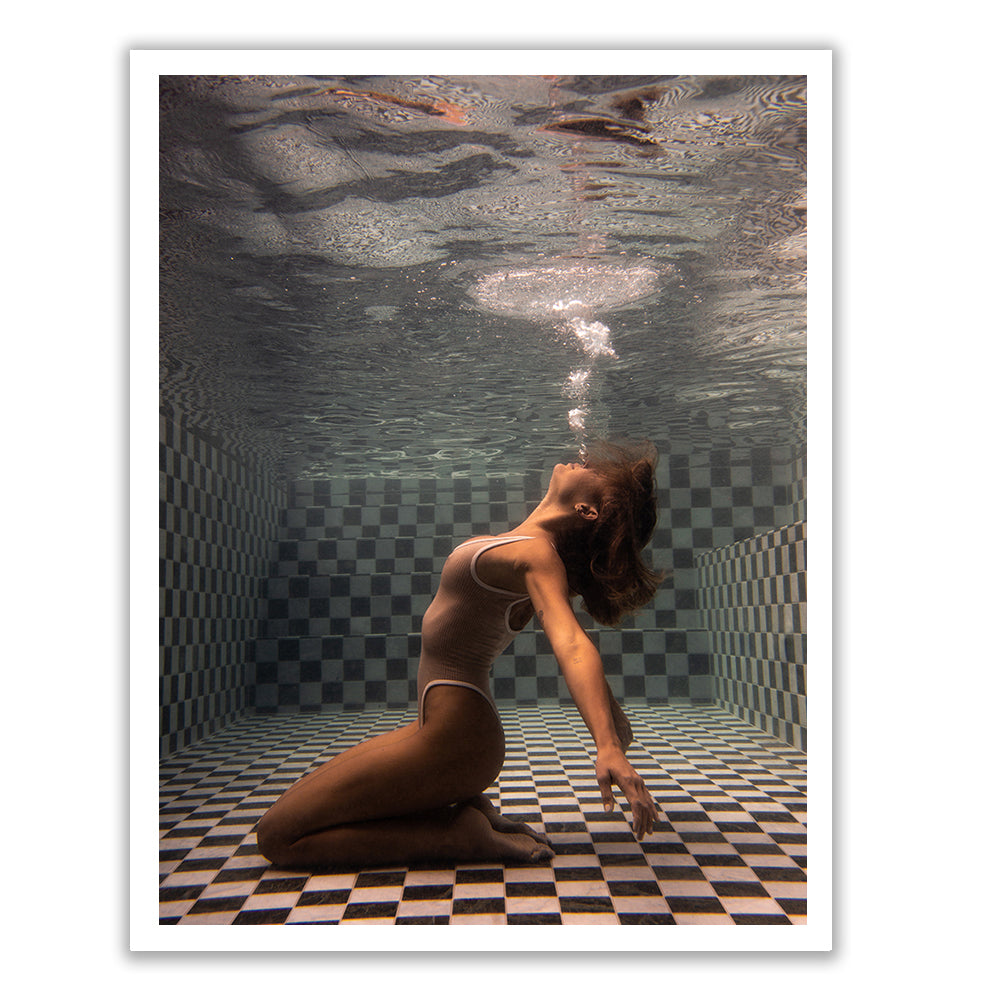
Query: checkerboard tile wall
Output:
[[159, 703, 807, 926], [251, 446, 805, 714], [789, 450, 806, 524], [160, 410, 287, 755], [250, 472, 532, 712], [158, 411, 807, 748], [696, 522, 806, 750]]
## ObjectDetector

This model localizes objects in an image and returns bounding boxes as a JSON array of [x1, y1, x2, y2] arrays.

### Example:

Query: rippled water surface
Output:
[[159, 73, 807, 478]]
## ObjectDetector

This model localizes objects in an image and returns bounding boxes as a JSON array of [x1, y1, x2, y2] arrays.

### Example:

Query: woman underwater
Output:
[[257, 441, 664, 868]]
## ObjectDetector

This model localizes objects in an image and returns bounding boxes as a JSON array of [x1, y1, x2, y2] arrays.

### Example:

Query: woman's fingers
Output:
[[620, 784, 656, 837], [595, 753, 660, 837], [639, 797, 657, 838], [623, 778, 658, 839], [635, 806, 654, 839], [597, 769, 616, 812]]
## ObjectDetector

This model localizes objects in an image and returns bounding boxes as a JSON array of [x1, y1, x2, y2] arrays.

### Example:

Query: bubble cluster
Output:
[[467, 260, 655, 447], [566, 317, 617, 358], [469, 262, 661, 319]]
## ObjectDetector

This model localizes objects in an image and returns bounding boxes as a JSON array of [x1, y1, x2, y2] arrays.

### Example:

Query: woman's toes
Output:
[[522, 824, 553, 847], [503, 831, 554, 863], [527, 838, 555, 862]]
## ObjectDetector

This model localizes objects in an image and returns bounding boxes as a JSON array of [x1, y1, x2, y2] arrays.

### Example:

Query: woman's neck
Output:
[[513, 500, 576, 539]]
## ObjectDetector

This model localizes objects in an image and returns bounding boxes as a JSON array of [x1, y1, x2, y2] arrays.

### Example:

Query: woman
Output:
[[257, 440, 664, 868]]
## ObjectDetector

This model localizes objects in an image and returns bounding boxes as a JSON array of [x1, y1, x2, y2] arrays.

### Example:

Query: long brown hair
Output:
[[554, 439, 666, 626]]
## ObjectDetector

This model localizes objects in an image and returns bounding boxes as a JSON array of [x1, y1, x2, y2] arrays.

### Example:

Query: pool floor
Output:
[[159, 703, 807, 925]]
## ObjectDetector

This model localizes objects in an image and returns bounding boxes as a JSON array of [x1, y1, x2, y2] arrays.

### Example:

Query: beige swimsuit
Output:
[[416, 535, 535, 725]]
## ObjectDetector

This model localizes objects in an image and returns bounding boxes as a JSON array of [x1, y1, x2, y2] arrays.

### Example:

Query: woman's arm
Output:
[[519, 543, 659, 839]]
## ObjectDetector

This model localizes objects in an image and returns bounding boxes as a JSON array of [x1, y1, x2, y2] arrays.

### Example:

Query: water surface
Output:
[[159, 73, 807, 478]]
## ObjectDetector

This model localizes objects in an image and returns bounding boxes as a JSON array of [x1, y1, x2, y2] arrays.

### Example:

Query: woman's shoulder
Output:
[[496, 534, 562, 570]]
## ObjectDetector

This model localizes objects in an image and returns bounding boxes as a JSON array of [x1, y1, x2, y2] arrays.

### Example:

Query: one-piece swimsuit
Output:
[[416, 535, 536, 724]]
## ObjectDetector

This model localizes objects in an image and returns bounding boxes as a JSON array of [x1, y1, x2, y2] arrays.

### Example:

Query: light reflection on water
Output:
[[159, 73, 807, 479]]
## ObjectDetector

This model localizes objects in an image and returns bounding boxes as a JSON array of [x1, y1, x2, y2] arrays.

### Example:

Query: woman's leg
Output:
[[265, 801, 554, 868], [256, 685, 550, 868]]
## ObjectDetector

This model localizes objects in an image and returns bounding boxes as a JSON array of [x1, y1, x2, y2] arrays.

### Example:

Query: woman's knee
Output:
[[255, 805, 299, 865]]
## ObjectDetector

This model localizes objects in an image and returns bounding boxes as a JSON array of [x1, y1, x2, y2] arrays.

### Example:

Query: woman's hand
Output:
[[595, 746, 659, 840]]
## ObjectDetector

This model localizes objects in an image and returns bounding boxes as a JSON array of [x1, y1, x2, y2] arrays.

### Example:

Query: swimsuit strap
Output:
[[467, 536, 537, 597]]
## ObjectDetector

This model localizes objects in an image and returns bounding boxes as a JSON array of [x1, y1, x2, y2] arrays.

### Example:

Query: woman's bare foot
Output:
[[453, 803, 554, 863], [464, 793, 554, 848]]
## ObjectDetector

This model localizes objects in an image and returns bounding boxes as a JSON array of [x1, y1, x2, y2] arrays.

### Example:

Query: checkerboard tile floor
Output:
[[159, 703, 806, 925]]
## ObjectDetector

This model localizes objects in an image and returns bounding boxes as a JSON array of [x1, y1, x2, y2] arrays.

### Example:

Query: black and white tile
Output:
[[697, 522, 807, 749], [159, 704, 807, 926], [160, 410, 287, 755], [160, 411, 807, 754], [252, 446, 806, 714]]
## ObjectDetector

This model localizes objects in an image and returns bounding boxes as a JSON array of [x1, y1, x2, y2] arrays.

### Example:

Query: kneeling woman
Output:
[[256, 441, 664, 868]]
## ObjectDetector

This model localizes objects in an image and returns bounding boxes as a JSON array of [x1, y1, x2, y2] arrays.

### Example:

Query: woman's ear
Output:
[[574, 502, 599, 522]]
